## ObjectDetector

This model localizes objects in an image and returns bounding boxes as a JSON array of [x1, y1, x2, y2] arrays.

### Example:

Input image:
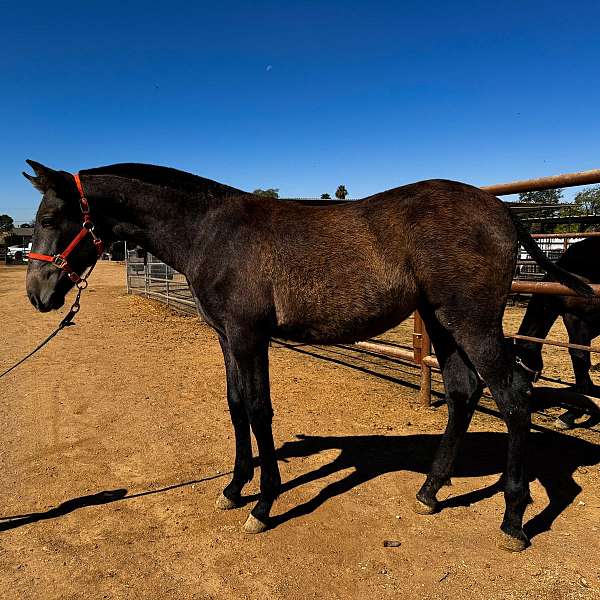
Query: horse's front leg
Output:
[[227, 331, 281, 533], [215, 334, 254, 510]]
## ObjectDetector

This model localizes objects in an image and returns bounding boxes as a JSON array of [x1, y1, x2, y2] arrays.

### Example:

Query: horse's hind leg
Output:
[[414, 316, 483, 514], [564, 315, 593, 393], [488, 367, 532, 551], [454, 325, 532, 552], [215, 334, 254, 510]]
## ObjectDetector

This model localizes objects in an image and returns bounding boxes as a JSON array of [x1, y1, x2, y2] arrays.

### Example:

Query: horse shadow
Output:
[[532, 383, 600, 427], [1, 432, 596, 542], [270, 430, 599, 540]]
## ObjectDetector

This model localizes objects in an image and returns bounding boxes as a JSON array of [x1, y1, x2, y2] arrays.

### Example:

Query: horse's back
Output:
[[267, 179, 517, 343]]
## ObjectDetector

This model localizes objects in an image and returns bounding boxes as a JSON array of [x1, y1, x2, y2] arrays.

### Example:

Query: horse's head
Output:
[[23, 160, 100, 312]]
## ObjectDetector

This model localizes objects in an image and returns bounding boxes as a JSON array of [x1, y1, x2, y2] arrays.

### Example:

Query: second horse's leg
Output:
[[556, 314, 593, 429]]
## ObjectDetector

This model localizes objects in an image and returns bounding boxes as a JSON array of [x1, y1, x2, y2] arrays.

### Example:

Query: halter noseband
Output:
[[28, 173, 104, 285]]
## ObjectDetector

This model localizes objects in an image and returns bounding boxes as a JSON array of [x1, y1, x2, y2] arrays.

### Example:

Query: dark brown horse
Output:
[[22, 160, 591, 551], [516, 236, 600, 429]]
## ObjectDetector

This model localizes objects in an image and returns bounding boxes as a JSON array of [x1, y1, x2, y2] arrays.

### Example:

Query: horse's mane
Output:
[[83, 163, 247, 197]]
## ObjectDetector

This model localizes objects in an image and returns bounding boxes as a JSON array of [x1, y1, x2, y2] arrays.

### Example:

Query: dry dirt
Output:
[[0, 262, 599, 600]]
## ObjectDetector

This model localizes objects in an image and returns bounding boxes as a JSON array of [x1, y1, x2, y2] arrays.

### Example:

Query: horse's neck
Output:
[[86, 173, 222, 275]]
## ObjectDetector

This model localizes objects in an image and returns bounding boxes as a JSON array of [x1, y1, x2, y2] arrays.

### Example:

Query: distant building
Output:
[[5, 227, 34, 247]]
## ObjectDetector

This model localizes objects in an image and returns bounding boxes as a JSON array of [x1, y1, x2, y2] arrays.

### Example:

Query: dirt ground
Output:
[[1, 262, 599, 600]]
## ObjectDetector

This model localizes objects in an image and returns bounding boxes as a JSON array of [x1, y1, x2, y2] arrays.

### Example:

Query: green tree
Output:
[[0, 214, 14, 233], [518, 188, 563, 204], [573, 185, 600, 214], [253, 188, 279, 198], [517, 188, 563, 233], [335, 185, 348, 200], [320, 193, 331, 199]]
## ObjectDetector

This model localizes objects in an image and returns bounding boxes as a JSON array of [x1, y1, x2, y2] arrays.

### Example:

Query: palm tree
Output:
[[335, 185, 348, 200]]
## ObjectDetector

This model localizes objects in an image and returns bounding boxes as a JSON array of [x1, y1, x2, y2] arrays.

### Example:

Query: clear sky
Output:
[[1, 1, 599, 223]]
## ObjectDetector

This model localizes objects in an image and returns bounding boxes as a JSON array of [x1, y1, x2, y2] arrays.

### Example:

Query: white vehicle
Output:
[[7, 243, 32, 261]]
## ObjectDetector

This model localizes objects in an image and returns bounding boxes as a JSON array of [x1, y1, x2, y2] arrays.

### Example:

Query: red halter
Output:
[[28, 173, 104, 284]]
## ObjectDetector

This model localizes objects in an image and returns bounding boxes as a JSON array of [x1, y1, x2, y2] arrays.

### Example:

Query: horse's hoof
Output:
[[215, 493, 239, 510], [497, 531, 529, 552], [243, 514, 268, 534], [413, 497, 437, 515]]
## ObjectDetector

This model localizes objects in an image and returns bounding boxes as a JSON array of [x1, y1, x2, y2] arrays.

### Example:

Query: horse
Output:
[[515, 236, 600, 429], [22, 160, 592, 552]]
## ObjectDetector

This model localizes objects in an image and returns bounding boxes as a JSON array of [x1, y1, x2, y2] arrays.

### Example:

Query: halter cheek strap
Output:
[[28, 173, 104, 284]]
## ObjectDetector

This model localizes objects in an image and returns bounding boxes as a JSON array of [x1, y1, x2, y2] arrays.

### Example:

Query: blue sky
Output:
[[1, 1, 599, 223]]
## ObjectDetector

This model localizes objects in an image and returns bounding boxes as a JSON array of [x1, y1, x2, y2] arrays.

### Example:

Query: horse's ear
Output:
[[22, 171, 46, 193], [22, 160, 60, 193]]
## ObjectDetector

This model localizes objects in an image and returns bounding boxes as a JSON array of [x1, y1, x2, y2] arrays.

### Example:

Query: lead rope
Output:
[[0, 263, 95, 380]]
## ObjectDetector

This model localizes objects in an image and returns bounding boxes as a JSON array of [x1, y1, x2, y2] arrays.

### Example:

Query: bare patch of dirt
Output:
[[1, 263, 598, 599]]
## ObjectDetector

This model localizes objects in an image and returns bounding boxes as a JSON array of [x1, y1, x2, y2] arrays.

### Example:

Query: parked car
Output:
[[7, 243, 31, 262]]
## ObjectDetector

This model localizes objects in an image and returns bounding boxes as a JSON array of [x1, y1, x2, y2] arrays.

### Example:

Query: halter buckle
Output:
[[52, 255, 67, 269]]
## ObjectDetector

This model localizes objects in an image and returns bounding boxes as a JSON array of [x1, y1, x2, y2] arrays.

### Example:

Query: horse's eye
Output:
[[40, 217, 54, 228]]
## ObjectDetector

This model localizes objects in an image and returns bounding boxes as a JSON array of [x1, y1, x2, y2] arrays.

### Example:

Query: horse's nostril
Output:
[[28, 293, 39, 310]]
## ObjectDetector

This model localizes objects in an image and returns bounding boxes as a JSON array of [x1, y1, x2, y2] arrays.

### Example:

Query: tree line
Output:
[[253, 185, 349, 200], [518, 184, 600, 233]]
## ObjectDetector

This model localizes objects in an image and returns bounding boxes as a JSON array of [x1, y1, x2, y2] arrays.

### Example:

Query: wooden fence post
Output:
[[413, 312, 432, 406]]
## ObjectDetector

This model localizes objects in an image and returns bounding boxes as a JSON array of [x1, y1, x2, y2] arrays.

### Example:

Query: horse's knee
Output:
[[504, 477, 529, 505], [248, 404, 273, 436]]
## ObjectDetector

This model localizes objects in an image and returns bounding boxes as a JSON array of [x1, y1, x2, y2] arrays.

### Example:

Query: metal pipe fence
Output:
[[514, 233, 600, 281], [125, 242, 197, 316]]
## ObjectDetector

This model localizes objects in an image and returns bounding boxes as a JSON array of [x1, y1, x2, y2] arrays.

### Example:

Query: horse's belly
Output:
[[274, 295, 415, 344]]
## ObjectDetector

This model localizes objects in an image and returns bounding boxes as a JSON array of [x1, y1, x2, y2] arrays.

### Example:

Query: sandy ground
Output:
[[0, 262, 599, 600]]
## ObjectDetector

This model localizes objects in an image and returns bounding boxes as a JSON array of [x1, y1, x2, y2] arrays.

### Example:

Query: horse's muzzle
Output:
[[26, 267, 67, 312], [28, 289, 66, 312]]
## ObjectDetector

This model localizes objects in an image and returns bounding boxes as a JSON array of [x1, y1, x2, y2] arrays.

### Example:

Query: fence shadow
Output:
[[276, 341, 600, 428], [273, 341, 443, 395]]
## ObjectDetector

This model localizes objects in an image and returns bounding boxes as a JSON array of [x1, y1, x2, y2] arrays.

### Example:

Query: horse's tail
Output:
[[510, 212, 593, 297]]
